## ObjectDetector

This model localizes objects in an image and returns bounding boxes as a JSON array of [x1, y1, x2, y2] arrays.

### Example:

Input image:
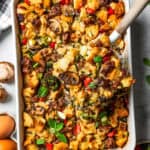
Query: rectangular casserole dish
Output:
[[11, 0, 136, 149]]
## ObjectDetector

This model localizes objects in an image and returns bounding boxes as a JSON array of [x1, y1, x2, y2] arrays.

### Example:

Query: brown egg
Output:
[[0, 115, 15, 139], [0, 139, 17, 150]]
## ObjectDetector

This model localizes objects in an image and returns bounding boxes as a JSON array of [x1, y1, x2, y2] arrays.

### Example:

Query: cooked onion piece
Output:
[[49, 19, 62, 34]]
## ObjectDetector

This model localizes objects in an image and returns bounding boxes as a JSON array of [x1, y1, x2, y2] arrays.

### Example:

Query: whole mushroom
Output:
[[0, 86, 8, 102], [0, 62, 14, 83]]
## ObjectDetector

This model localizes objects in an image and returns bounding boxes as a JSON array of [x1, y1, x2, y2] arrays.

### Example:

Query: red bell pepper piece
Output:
[[107, 130, 116, 137], [60, 0, 70, 5], [38, 97, 46, 102], [108, 8, 114, 15], [46, 143, 53, 150], [86, 8, 95, 15], [103, 55, 111, 63], [24, 0, 30, 5], [49, 42, 56, 49], [73, 124, 81, 135], [64, 119, 68, 125], [20, 24, 25, 31], [22, 38, 28, 45], [83, 77, 92, 87]]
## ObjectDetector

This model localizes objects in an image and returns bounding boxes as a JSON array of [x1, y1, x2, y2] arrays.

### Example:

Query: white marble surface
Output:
[[0, 28, 16, 115], [131, 4, 150, 142], [0, 0, 150, 144]]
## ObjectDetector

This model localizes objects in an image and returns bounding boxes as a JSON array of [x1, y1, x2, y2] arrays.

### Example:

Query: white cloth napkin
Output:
[[0, 0, 11, 33]]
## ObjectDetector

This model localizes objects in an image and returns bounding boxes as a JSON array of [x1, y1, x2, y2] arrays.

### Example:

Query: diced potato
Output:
[[80, 8, 88, 20], [79, 142, 89, 150], [116, 108, 129, 118], [53, 142, 68, 150], [116, 131, 128, 147], [70, 141, 79, 150], [108, 15, 118, 29], [17, 3, 30, 14], [111, 56, 120, 68], [52, 0, 60, 4], [109, 114, 118, 128], [34, 116, 46, 132], [107, 69, 122, 80], [33, 52, 42, 63], [81, 122, 96, 134], [72, 20, 85, 33], [61, 15, 73, 23], [99, 33, 110, 47], [110, 2, 125, 17], [43, 0, 51, 8], [63, 105, 74, 118], [30, 0, 42, 4], [99, 23, 111, 32], [73, 0, 83, 9], [99, 47, 108, 57], [26, 144, 39, 150], [24, 112, 34, 127], [86, 25, 99, 41], [86, 47, 99, 62], [87, 0, 100, 10], [61, 21, 70, 32], [121, 77, 135, 88], [24, 71, 39, 88], [99, 87, 113, 99], [90, 92, 99, 103], [96, 9, 108, 23], [53, 48, 78, 72], [114, 38, 125, 50], [24, 128, 36, 146], [23, 87, 35, 98]]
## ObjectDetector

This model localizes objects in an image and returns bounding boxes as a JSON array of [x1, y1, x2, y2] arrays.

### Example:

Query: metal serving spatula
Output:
[[109, 0, 150, 43]]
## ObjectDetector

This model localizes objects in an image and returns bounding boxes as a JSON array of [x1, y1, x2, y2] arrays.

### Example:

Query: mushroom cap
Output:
[[0, 62, 14, 83]]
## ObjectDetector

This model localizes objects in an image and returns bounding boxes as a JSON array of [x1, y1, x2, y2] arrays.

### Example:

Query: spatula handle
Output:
[[110, 0, 150, 43]]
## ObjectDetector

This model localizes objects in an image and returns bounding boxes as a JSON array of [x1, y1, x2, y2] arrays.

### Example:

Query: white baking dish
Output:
[[11, 0, 136, 149]]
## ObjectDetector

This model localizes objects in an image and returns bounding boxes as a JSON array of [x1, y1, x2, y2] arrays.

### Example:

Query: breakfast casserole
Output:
[[16, 0, 135, 149]]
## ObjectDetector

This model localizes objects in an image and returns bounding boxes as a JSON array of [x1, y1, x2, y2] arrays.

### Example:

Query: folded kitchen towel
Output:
[[0, 0, 11, 33]]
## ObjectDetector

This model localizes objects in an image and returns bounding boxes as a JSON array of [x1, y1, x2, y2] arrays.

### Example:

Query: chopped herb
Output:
[[48, 119, 67, 143], [95, 121, 99, 128], [42, 76, 61, 91], [56, 132, 67, 143], [94, 56, 102, 63], [81, 113, 89, 119], [48, 119, 57, 129], [99, 111, 108, 125], [37, 73, 43, 79], [146, 75, 150, 85], [36, 138, 45, 145], [37, 86, 49, 97], [75, 64, 78, 71], [88, 82, 97, 89], [55, 122, 64, 132], [81, 113, 96, 120], [143, 58, 150, 67], [25, 50, 34, 58], [47, 76, 60, 91], [101, 116, 108, 125], [99, 111, 107, 119], [46, 61, 53, 68], [39, 36, 51, 47], [33, 62, 39, 68], [75, 55, 82, 62]]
